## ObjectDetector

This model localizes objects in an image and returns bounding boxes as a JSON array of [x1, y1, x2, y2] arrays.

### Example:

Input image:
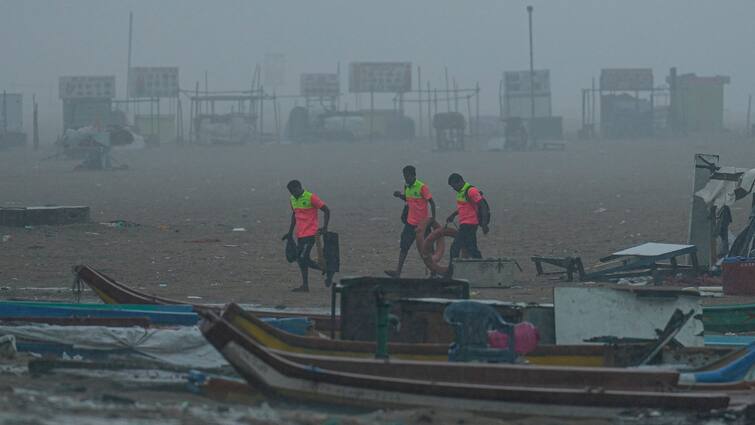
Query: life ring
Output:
[[416, 218, 462, 275], [415, 218, 445, 264]]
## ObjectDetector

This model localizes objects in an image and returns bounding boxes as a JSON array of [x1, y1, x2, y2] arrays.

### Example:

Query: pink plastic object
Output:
[[487, 322, 539, 355]]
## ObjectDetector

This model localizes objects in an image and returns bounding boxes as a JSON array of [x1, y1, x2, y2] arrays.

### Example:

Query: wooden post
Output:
[[417, 66, 423, 139]]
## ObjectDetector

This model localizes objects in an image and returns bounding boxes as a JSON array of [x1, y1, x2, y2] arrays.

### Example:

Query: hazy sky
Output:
[[2, 0, 754, 132]]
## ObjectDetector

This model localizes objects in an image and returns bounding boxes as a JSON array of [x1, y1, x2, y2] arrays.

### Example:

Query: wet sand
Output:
[[2, 136, 755, 307]]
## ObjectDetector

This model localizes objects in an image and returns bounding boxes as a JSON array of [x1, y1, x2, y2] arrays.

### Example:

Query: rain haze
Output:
[[2, 1, 755, 424]]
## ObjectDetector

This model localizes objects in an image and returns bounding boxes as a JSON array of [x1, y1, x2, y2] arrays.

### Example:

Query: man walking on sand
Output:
[[283, 180, 330, 292], [385, 165, 436, 278], [445, 173, 490, 270]]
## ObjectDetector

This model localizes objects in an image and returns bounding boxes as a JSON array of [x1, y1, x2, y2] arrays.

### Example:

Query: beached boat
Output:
[[76, 264, 755, 338], [199, 310, 742, 418], [0, 301, 199, 326], [220, 302, 744, 368], [73, 264, 337, 330]]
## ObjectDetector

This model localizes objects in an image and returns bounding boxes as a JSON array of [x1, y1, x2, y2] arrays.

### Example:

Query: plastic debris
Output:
[[0, 335, 17, 359]]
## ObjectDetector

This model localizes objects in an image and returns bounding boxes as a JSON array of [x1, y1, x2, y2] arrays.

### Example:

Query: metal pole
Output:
[[369, 89, 374, 143], [427, 82, 432, 142], [475, 82, 480, 141], [747, 94, 752, 137], [2, 91, 6, 137], [204, 70, 209, 112], [417, 66, 423, 139], [259, 86, 264, 143], [591, 77, 596, 137], [453, 78, 459, 112], [444, 67, 451, 112], [126, 11, 133, 111], [527, 5, 535, 145], [33, 95, 39, 150]]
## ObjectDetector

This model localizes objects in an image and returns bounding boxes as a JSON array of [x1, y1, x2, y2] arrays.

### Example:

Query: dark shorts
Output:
[[400, 223, 433, 252], [400, 223, 417, 252], [450, 224, 482, 259], [296, 236, 316, 260]]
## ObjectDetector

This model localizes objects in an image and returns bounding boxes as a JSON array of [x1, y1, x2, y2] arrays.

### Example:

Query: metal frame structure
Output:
[[183, 88, 277, 145]]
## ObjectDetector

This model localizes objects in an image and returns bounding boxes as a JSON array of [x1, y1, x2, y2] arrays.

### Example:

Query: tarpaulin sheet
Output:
[[0, 325, 226, 369]]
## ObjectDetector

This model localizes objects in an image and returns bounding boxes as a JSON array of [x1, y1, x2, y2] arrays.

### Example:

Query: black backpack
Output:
[[464, 185, 490, 226]]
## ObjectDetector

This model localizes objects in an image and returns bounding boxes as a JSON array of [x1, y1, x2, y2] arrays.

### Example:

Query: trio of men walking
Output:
[[283, 167, 490, 291]]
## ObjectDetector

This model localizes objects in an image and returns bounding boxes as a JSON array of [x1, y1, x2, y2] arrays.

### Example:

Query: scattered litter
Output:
[[184, 238, 221, 244], [1, 235, 10, 242], [187, 296, 202, 300], [158, 283, 168, 288], [100, 220, 139, 228], [683, 286, 724, 297], [0, 335, 17, 359], [232, 227, 246, 232], [84, 232, 100, 236], [593, 208, 607, 213], [23, 225, 33, 230], [223, 244, 239, 248], [616, 276, 653, 286]]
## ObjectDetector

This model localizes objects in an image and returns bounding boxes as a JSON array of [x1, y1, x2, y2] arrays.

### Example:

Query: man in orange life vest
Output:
[[446, 173, 490, 266], [283, 180, 331, 292], [385, 165, 436, 278]]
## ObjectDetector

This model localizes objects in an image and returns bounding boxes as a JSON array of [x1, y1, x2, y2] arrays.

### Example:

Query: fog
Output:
[[2, 0, 754, 139]]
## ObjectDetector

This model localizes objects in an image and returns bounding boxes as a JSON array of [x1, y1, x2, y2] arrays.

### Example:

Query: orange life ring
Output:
[[414, 218, 445, 264], [415, 218, 459, 275]]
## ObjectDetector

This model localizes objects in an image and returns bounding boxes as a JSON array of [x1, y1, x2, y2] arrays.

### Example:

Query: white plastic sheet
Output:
[[0, 325, 226, 369]]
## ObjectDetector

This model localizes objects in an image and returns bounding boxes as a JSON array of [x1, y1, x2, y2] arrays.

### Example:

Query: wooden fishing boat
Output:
[[199, 310, 738, 418], [73, 264, 337, 330], [0, 301, 199, 326], [219, 302, 745, 368]]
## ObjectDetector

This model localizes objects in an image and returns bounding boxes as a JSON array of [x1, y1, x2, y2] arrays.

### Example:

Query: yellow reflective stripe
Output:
[[456, 182, 472, 203], [404, 180, 425, 199], [290, 191, 313, 209]]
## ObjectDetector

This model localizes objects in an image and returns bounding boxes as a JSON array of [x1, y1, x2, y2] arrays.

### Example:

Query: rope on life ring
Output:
[[415, 218, 460, 275]]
